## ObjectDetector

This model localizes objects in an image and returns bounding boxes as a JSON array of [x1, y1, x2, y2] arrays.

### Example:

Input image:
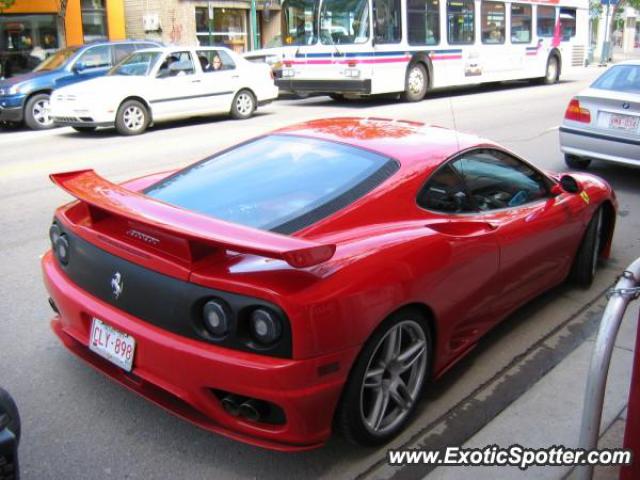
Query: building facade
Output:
[[0, 0, 126, 76], [123, 0, 281, 53]]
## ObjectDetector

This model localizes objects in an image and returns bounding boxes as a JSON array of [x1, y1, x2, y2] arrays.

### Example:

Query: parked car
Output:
[[0, 388, 20, 480], [560, 60, 640, 169], [0, 40, 160, 131], [50, 46, 278, 135], [42, 118, 616, 450]]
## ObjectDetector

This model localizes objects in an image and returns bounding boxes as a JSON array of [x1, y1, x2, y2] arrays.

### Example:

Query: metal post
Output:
[[601, 1, 611, 63], [576, 258, 640, 480], [208, 1, 214, 46], [250, 0, 258, 51]]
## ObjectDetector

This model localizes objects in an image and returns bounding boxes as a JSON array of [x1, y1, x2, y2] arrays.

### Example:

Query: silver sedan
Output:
[[559, 60, 639, 169]]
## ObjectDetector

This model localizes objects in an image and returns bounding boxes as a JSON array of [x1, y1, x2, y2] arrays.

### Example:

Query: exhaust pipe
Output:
[[220, 395, 244, 417], [238, 399, 268, 422]]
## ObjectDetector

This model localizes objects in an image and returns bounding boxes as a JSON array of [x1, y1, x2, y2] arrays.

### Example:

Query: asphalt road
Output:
[[0, 67, 639, 480]]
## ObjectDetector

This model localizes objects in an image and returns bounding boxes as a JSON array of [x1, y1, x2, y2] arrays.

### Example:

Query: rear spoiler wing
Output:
[[50, 170, 336, 268]]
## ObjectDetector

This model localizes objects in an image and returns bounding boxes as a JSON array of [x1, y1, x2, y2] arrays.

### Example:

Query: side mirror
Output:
[[559, 175, 583, 194], [73, 62, 86, 73]]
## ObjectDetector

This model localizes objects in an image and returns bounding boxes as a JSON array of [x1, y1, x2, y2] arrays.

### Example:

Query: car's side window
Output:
[[113, 44, 136, 64], [156, 51, 196, 78], [418, 164, 475, 213], [76, 45, 112, 70], [450, 149, 549, 211], [195, 50, 236, 73]]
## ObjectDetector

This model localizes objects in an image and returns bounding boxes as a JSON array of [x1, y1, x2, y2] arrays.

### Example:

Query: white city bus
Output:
[[271, 0, 588, 100]]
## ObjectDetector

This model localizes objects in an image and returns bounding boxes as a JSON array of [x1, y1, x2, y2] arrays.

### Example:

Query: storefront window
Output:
[[196, 8, 248, 53], [81, 0, 108, 43], [0, 14, 60, 78]]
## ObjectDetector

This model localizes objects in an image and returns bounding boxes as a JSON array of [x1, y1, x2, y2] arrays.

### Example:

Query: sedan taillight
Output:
[[565, 98, 591, 123]]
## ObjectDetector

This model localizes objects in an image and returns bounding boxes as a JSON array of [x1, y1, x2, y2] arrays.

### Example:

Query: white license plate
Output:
[[89, 318, 136, 372], [608, 113, 639, 131]]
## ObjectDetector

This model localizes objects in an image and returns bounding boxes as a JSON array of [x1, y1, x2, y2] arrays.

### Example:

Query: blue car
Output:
[[0, 40, 160, 130]]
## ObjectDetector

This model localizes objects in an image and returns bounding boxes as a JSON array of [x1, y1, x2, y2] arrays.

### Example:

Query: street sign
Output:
[[600, 0, 619, 5]]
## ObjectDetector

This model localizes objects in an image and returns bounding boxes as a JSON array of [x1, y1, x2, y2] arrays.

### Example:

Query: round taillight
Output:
[[250, 309, 282, 345], [55, 234, 70, 265], [203, 300, 230, 337]]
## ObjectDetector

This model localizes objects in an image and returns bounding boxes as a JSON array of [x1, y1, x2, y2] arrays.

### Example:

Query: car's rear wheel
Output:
[[115, 100, 149, 135], [336, 308, 430, 446], [541, 56, 560, 85], [570, 207, 604, 288], [401, 63, 428, 102], [565, 154, 591, 170], [230, 90, 256, 119], [0, 388, 20, 444], [72, 126, 97, 133], [24, 93, 55, 130]]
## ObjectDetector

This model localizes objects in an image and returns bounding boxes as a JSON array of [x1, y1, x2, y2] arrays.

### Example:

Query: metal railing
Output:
[[576, 258, 640, 480]]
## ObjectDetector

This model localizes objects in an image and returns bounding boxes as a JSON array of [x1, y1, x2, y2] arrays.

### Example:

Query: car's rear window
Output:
[[592, 64, 640, 93], [145, 135, 398, 233]]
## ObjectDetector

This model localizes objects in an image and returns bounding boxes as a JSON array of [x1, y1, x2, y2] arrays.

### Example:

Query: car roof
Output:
[[137, 45, 235, 54], [69, 40, 160, 49], [275, 117, 493, 170]]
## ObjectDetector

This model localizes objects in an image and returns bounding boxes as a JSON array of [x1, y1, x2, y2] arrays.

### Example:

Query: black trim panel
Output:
[[53, 222, 293, 358], [559, 126, 640, 146], [0, 106, 23, 122], [149, 91, 234, 104], [276, 79, 372, 94]]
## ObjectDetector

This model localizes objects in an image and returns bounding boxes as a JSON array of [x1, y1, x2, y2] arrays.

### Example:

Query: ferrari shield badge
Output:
[[580, 191, 590, 204]]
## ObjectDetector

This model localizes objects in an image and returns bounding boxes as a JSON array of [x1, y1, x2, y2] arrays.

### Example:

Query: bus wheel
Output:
[[541, 56, 560, 85], [402, 63, 428, 102]]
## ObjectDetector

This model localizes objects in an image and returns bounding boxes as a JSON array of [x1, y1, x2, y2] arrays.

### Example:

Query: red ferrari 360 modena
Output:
[[42, 117, 616, 451]]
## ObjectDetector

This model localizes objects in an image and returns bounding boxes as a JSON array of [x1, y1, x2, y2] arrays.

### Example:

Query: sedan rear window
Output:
[[592, 64, 640, 93], [145, 135, 398, 233]]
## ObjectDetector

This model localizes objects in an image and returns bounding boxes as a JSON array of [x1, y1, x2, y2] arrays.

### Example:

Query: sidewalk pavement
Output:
[[426, 296, 638, 480]]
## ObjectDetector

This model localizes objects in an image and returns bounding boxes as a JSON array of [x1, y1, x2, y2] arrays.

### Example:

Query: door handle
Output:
[[232, 75, 240, 79], [192, 79, 202, 83]]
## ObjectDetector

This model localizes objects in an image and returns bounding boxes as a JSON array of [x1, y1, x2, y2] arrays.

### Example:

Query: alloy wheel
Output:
[[123, 106, 145, 132], [32, 98, 53, 127], [235, 93, 254, 117]]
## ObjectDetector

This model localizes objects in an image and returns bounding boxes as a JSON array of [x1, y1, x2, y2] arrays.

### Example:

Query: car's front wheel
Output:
[[570, 207, 604, 288], [230, 90, 256, 120], [115, 100, 150, 135], [336, 308, 431, 446], [24, 93, 55, 130], [565, 154, 591, 170]]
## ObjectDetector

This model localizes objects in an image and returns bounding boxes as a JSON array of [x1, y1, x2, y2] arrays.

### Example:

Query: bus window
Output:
[[408, 0, 440, 46], [447, 0, 475, 45], [319, 0, 370, 45], [481, 2, 505, 44], [374, 0, 402, 43], [560, 8, 576, 40], [510, 4, 532, 43], [537, 6, 556, 38], [282, 0, 317, 46]]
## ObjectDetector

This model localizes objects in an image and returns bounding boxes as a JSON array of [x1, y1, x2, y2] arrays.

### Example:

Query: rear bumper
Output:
[[276, 79, 372, 95], [42, 251, 357, 451], [559, 126, 640, 167]]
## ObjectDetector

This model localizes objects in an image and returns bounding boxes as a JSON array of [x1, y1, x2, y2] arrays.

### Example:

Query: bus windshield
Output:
[[319, 0, 370, 45], [282, 0, 318, 45]]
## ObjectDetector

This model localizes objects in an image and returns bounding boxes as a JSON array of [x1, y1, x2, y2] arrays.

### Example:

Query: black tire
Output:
[[540, 55, 560, 85], [72, 126, 97, 133], [115, 100, 150, 136], [0, 388, 20, 444], [565, 154, 591, 170], [401, 63, 428, 102], [230, 89, 256, 120], [570, 207, 603, 288], [24, 93, 55, 130], [329, 93, 346, 102], [335, 307, 431, 446]]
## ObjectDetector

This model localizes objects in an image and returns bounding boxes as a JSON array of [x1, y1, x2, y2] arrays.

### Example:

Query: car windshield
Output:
[[319, 0, 370, 45], [592, 64, 640, 94], [145, 135, 396, 233], [282, 0, 318, 45], [109, 51, 162, 76], [33, 47, 80, 72]]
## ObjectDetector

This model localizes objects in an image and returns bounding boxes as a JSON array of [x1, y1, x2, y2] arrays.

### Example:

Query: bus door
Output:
[[478, 1, 520, 80], [371, 0, 408, 93]]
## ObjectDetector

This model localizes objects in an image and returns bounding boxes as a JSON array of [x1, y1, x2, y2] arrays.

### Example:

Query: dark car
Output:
[[0, 388, 20, 480], [0, 40, 160, 130]]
